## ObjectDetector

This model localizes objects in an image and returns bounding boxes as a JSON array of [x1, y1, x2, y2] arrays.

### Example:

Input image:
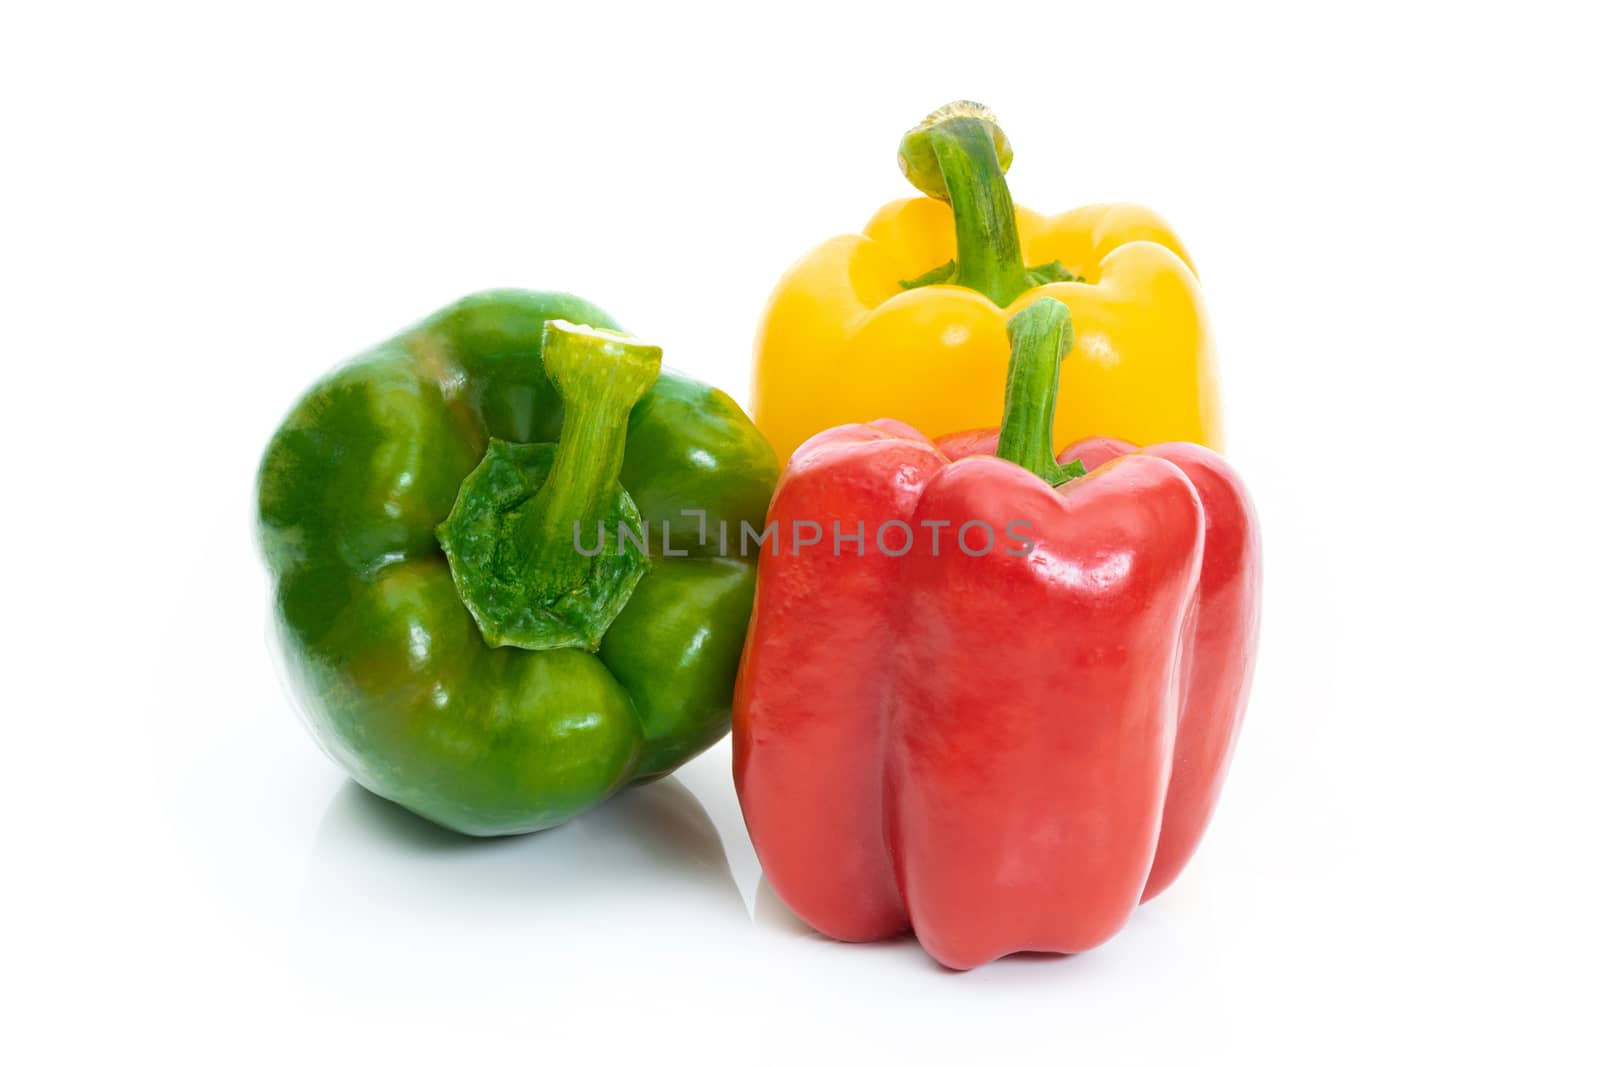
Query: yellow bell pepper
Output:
[[751, 101, 1222, 464]]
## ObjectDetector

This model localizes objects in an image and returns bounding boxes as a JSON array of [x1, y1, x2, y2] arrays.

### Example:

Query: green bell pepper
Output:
[[257, 290, 778, 836]]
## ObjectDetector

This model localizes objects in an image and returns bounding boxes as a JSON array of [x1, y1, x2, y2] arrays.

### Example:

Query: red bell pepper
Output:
[[733, 298, 1261, 969]]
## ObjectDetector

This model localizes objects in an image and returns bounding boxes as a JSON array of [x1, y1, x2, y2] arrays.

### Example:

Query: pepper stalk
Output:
[[995, 298, 1086, 487], [897, 101, 1081, 306], [438, 320, 660, 650]]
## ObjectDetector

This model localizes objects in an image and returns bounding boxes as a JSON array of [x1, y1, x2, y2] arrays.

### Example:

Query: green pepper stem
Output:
[[994, 299, 1085, 486], [515, 321, 661, 582], [898, 102, 1030, 307]]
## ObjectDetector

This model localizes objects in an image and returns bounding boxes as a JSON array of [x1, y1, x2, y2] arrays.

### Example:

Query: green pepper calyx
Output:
[[437, 321, 661, 651], [897, 102, 1075, 306], [995, 298, 1086, 487]]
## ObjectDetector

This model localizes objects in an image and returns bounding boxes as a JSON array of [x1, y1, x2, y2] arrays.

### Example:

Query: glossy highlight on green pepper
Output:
[[257, 290, 778, 835]]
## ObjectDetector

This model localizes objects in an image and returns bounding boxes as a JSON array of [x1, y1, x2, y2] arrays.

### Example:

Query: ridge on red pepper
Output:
[[733, 298, 1262, 970]]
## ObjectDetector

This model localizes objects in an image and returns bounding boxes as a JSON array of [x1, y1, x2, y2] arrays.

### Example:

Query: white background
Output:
[[4, 2, 1597, 1062]]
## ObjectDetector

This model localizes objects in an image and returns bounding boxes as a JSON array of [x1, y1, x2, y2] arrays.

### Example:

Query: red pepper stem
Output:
[[994, 299, 1084, 487]]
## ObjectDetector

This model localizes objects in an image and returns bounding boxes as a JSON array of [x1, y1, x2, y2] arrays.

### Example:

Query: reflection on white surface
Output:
[[301, 775, 744, 923], [754, 870, 1189, 975]]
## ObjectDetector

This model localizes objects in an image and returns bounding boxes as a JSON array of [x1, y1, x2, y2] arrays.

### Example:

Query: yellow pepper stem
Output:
[[898, 101, 1031, 307]]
